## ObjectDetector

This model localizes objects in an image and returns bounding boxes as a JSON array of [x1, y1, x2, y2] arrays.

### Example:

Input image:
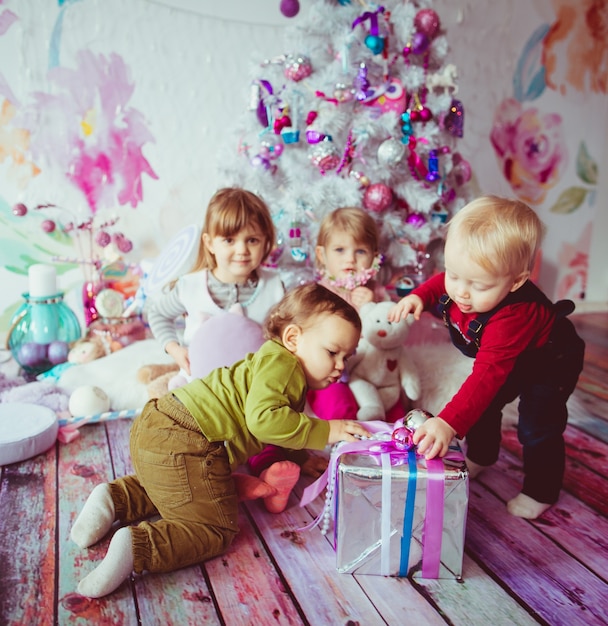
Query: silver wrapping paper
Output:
[[335, 449, 468, 579]]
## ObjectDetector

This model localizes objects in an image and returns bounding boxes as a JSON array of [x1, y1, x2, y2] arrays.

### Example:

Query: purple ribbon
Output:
[[352, 7, 385, 36]]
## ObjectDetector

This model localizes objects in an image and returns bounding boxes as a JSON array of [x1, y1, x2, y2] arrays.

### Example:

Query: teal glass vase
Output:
[[7, 291, 82, 377]]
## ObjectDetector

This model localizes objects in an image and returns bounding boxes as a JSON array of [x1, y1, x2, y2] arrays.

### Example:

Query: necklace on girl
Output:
[[322, 254, 383, 291]]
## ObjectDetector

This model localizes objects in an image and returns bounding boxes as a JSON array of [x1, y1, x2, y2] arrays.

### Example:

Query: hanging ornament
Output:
[[334, 82, 354, 103], [361, 78, 407, 115], [354, 63, 370, 101], [400, 111, 413, 142], [411, 31, 430, 55], [444, 99, 465, 137], [251, 80, 274, 128], [288, 221, 302, 247], [280, 0, 300, 18], [405, 212, 426, 228], [308, 138, 341, 174], [449, 152, 472, 186], [414, 9, 441, 39], [273, 109, 292, 134], [407, 137, 428, 180], [363, 183, 393, 212], [425, 150, 441, 182], [283, 54, 312, 82], [350, 170, 371, 187], [352, 7, 386, 55], [409, 93, 432, 123], [12, 203, 28, 216], [377, 138, 405, 167]]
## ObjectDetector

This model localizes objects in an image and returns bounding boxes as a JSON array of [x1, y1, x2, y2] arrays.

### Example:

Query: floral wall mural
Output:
[[486, 0, 606, 301]]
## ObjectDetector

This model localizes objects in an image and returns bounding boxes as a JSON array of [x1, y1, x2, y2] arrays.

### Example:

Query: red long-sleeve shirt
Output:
[[413, 273, 556, 436]]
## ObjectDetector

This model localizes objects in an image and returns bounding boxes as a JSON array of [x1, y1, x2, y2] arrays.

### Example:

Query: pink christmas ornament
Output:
[[280, 0, 300, 18], [411, 31, 430, 55], [406, 212, 426, 228], [41, 219, 56, 233], [309, 140, 341, 173], [363, 183, 393, 212], [361, 78, 407, 115], [414, 9, 441, 39], [450, 153, 472, 186], [12, 203, 27, 217], [95, 230, 111, 247], [284, 54, 312, 82]]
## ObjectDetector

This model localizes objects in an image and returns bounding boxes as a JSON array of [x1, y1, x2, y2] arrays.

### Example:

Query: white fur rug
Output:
[[407, 343, 473, 416], [55, 334, 473, 417], [57, 339, 173, 411]]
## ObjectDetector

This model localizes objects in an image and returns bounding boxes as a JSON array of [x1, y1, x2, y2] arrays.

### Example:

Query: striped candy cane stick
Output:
[[57, 408, 142, 443]]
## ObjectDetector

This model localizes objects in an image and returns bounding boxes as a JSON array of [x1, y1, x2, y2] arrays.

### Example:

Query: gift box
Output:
[[334, 444, 468, 579]]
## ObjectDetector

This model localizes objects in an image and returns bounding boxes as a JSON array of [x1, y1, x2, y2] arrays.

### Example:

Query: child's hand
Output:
[[387, 294, 424, 322], [350, 286, 374, 309], [327, 420, 371, 444], [166, 342, 191, 375], [412, 417, 456, 459]]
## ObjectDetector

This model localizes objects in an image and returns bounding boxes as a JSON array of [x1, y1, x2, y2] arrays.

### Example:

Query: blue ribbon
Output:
[[399, 449, 418, 576]]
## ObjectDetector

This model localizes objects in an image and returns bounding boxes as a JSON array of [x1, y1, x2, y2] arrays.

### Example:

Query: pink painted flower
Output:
[[490, 98, 566, 205], [19, 50, 157, 213]]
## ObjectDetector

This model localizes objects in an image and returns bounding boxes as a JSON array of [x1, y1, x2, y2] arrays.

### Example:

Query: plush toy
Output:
[[348, 300, 420, 421], [138, 310, 266, 399]]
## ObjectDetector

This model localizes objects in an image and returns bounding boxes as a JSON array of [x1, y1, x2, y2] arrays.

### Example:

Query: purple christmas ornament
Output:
[[444, 99, 464, 137]]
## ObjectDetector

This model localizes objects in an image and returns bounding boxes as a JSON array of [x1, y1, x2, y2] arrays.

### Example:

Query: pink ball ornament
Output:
[[411, 31, 430, 55], [284, 54, 312, 82], [392, 426, 415, 451], [41, 219, 56, 233], [450, 153, 472, 187], [405, 212, 426, 228], [280, 0, 300, 18], [12, 202, 28, 217], [309, 140, 341, 172], [414, 9, 441, 39], [363, 183, 393, 212], [95, 230, 112, 247], [113, 233, 133, 253]]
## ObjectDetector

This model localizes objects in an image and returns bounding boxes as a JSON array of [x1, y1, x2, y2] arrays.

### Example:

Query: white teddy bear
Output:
[[348, 301, 421, 421]]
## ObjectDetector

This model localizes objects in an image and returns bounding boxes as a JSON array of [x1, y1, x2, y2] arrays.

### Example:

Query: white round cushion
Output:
[[0, 403, 58, 465]]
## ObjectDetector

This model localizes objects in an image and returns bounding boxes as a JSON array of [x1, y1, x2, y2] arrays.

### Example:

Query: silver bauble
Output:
[[377, 138, 405, 167]]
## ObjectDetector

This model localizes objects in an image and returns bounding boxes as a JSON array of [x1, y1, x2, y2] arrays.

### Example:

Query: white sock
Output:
[[465, 456, 486, 480], [70, 483, 116, 548], [77, 527, 134, 598], [507, 493, 552, 519]]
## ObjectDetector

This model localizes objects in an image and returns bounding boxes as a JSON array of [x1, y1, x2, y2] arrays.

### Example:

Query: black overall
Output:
[[437, 281, 585, 504]]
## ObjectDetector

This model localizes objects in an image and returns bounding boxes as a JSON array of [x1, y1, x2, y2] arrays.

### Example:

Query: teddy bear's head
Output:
[[358, 301, 413, 350]]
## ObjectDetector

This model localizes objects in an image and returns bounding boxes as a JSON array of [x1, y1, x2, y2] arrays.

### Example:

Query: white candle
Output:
[[29, 264, 58, 298]]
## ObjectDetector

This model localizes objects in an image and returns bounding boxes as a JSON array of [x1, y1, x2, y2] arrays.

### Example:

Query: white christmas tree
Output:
[[218, 0, 474, 290]]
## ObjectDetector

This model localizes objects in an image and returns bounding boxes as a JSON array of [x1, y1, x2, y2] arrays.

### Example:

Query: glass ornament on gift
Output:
[[7, 264, 82, 377]]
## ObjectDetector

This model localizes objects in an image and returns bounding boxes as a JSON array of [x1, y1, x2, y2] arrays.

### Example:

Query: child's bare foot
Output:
[[232, 473, 277, 501], [260, 461, 300, 513], [507, 493, 551, 519]]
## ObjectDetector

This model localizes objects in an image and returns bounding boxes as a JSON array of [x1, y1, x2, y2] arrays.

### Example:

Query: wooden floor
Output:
[[1, 311, 607, 626]]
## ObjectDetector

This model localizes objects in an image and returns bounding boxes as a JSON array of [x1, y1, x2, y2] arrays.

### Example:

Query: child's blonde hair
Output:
[[315, 206, 379, 269], [264, 283, 361, 341], [190, 187, 276, 272], [447, 195, 545, 276]]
